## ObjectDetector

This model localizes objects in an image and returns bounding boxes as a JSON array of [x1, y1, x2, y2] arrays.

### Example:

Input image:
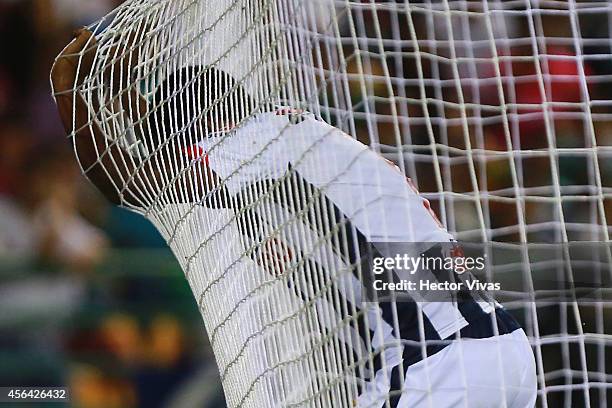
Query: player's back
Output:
[[199, 110, 452, 244]]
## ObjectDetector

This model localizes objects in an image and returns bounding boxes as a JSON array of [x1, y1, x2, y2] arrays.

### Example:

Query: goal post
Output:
[[51, 0, 611, 407]]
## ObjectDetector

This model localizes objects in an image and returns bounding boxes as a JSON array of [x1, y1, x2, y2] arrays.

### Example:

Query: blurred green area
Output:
[[0, 249, 224, 408]]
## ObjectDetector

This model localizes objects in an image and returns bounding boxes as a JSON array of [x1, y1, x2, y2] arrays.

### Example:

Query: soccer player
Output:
[[52, 29, 537, 407]]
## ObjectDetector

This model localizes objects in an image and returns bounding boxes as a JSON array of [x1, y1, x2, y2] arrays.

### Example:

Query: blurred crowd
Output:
[[0, 1, 224, 407], [338, 6, 612, 241], [0, 0, 169, 263]]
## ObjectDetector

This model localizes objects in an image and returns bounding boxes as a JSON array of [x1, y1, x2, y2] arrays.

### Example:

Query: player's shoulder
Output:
[[249, 106, 317, 126], [248, 106, 350, 137], [230, 106, 321, 138], [228, 106, 363, 153]]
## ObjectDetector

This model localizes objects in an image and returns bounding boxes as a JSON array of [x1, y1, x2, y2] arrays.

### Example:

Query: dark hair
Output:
[[147, 66, 255, 144]]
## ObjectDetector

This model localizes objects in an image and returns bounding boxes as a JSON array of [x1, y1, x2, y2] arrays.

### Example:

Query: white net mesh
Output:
[[52, 0, 612, 407]]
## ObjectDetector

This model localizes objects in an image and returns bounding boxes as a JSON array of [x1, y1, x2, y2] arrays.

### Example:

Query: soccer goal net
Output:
[[52, 0, 611, 407]]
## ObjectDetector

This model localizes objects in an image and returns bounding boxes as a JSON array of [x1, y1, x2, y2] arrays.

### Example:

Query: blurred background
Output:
[[0, 1, 225, 407], [0, 0, 610, 407]]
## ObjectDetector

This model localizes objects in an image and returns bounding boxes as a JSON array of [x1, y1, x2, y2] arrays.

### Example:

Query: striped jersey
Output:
[[191, 109, 520, 407]]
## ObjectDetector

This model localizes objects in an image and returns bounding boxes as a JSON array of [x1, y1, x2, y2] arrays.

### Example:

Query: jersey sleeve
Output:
[[194, 111, 305, 195], [286, 117, 454, 244]]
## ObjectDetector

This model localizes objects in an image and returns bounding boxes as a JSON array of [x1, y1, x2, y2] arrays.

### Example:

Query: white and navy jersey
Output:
[[191, 109, 520, 407], [198, 110, 452, 244]]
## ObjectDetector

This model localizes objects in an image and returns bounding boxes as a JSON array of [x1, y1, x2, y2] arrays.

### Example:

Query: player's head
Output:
[[147, 66, 255, 145]]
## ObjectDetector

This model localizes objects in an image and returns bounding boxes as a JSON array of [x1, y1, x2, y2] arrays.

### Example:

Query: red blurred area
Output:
[[481, 45, 592, 148]]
